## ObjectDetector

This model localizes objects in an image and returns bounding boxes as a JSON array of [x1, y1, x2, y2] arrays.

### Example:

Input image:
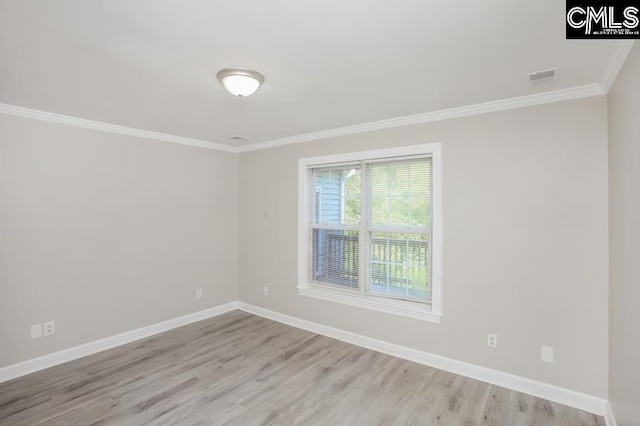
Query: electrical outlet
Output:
[[263, 286, 269, 296], [31, 324, 43, 339], [196, 288, 203, 299], [541, 345, 554, 363], [488, 333, 498, 348], [43, 321, 55, 336]]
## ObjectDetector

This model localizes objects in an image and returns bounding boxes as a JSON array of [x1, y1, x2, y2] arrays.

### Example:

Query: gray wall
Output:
[[608, 42, 640, 426], [238, 97, 609, 397], [0, 114, 238, 368], [0, 92, 614, 402]]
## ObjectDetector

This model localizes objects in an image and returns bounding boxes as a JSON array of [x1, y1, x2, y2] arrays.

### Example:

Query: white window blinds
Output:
[[367, 158, 432, 301], [309, 156, 432, 302]]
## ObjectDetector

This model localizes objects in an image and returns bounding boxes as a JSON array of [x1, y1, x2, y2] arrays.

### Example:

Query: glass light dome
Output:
[[217, 68, 265, 97]]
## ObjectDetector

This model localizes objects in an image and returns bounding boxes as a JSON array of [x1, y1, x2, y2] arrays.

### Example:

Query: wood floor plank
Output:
[[0, 311, 604, 426]]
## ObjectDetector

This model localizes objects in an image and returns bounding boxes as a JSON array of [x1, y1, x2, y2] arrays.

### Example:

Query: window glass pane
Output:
[[370, 158, 431, 228], [312, 166, 361, 225], [369, 232, 430, 301], [312, 229, 359, 289]]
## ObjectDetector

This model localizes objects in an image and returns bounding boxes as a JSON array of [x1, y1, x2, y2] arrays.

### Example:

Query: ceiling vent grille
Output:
[[527, 68, 558, 82]]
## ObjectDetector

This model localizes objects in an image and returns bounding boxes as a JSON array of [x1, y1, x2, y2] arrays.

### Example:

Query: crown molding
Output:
[[0, 103, 236, 153], [237, 83, 606, 153], [1, 82, 607, 155], [600, 40, 636, 93]]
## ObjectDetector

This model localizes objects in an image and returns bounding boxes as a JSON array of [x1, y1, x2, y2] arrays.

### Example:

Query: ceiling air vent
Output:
[[527, 68, 558, 83]]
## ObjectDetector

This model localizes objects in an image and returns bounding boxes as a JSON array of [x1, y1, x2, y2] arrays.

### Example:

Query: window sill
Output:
[[298, 284, 442, 323]]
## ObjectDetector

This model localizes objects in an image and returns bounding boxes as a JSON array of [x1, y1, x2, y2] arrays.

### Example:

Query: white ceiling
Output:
[[0, 0, 618, 147]]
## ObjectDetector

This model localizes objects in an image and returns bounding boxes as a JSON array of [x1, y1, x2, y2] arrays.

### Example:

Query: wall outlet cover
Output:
[[488, 333, 498, 348], [43, 321, 55, 336], [541, 345, 554, 363]]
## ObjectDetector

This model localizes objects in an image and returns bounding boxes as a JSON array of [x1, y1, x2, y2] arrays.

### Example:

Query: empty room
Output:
[[1, 1, 639, 425]]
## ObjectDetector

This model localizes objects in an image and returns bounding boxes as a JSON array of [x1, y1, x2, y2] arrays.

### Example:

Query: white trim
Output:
[[237, 302, 608, 417], [299, 144, 442, 167], [0, 301, 238, 384], [0, 103, 236, 152], [298, 158, 311, 304], [298, 144, 443, 321], [237, 84, 605, 153], [298, 286, 441, 323], [600, 40, 636, 92], [605, 402, 618, 426], [0, 83, 607, 155], [0, 300, 613, 419], [430, 142, 443, 314]]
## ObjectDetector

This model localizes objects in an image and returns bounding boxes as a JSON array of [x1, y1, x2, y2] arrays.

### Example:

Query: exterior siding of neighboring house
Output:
[[313, 171, 347, 283], [315, 171, 343, 225]]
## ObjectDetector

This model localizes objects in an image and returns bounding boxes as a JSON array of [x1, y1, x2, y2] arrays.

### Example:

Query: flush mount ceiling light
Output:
[[216, 68, 265, 97]]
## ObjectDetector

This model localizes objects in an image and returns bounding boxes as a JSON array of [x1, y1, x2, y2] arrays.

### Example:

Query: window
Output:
[[298, 144, 442, 322]]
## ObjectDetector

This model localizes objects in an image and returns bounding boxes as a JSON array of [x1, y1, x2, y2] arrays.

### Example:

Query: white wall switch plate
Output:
[[263, 286, 269, 296], [43, 321, 55, 336], [196, 288, 203, 298], [31, 324, 42, 339], [541, 345, 554, 363]]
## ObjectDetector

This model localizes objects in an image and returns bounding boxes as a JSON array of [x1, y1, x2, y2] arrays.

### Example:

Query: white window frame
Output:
[[298, 143, 442, 323]]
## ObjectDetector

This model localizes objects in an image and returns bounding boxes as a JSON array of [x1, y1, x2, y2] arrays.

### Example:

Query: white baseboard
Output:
[[237, 302, 608, 417], [0, 300, 613, 421], [0, 301, 238, 384], [605, 402, 618, 426]]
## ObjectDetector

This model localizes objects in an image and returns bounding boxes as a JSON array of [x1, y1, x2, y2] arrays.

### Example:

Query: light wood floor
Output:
[[0, 311, 604, 425]]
